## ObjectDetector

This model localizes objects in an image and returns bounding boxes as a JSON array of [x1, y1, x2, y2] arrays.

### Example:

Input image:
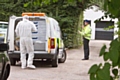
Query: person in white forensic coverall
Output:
[[15, 15, 37, 69]]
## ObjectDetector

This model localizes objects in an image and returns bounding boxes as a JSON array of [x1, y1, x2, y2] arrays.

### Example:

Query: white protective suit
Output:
[[15, 15, 37, 69]]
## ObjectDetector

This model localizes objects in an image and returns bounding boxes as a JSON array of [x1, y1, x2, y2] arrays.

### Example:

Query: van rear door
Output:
[[8, 16, 17, 51], [31, 17, 48, 52]]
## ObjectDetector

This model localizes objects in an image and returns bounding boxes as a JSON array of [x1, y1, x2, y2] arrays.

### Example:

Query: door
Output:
[[31, 17, 47, 51], [95, 21, 114, 40]]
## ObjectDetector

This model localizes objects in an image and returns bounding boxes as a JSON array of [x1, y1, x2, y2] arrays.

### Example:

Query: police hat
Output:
[[84, 20, 90, 24]]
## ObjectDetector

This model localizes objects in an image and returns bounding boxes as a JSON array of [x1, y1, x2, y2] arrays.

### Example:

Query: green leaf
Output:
[[67, 0, 74, 2], [118, 57, 120, 68], [112, 62, 118, 67], [109, 49, 119, 64], [99, 45, 106, 56], [103, 52, 109, 61], [109, 39, 120, 64], [78, 0, 82, 2], [97, 70, 105, 80], [90, 73, 97, 80], [97, 63, 110, 80], [98, 63, 102, 68], [103, 63, 110, 70], [23, 2, 30, 7], [110, 76, 114, 80], [53, 0, 58, 3], [110, 39, 120, 49], [88, 64, 98, 74], [104, 25, 114, 30], [112, 69, 118, 77]]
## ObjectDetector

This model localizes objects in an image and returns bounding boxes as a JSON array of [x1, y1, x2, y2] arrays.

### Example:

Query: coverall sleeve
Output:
[[31, 22, 37, 32]]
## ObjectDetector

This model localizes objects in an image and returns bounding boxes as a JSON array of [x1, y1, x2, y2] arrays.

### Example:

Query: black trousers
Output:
[[83, 37, 90, 59]]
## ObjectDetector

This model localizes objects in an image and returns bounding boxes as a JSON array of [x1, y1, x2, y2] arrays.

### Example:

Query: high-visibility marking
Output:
[[48, 38, 51, 53]]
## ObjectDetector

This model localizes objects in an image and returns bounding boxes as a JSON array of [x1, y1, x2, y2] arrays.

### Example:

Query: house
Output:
[[84, 5, 118, 40]]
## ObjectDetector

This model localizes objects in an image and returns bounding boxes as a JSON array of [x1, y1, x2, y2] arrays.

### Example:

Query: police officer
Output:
[[79, 20, 91, 60]]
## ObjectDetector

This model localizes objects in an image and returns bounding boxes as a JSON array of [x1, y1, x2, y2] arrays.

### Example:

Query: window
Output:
[[0, 23, 8, 29]]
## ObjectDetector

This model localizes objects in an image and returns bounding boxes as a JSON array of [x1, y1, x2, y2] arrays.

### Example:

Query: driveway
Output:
[[8, 40, 111, 80]]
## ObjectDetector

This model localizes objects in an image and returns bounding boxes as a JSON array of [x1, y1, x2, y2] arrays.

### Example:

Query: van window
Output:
[[0, 22, 8, 42], [0, 22, 8, 31], [0, 23, 8, 29]]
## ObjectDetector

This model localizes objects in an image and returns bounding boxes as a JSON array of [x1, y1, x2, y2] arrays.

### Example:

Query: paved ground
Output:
[[8, 40, 111, 80]]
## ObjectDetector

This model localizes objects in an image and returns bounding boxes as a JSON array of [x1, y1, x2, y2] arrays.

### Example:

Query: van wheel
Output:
[[59, 49, 67, 63], [52, 54, 58, 67], [52, 50, 58, 67], [1, 65, 10, 80], [10, 58, 16, 66]]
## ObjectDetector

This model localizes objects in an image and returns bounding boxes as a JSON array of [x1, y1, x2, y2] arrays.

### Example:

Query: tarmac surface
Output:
[[8, 40, 111, 80]]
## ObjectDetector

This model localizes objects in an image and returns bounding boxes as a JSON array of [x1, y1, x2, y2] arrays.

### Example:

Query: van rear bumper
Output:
[[8, 51, 56, 59]]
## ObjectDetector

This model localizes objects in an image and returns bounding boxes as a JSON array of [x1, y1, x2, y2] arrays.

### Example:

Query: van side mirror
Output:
[[0, 43, 9, 51]]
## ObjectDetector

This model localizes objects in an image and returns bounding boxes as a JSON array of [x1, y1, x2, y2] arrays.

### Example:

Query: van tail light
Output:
[[50, 38, 55, 49]]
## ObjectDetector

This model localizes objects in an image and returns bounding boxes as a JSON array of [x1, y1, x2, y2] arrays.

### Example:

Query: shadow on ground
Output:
[[15, 60, 56, 68]]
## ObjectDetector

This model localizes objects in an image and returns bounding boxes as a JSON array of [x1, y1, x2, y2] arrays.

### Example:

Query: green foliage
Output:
[[99, 44, 106, 56], [88, 63, 111, 80], [112, 69, 118, 77], [109, 39, 120, 67], [103, 52, 109, 61], [89, 39, 120, 80], [88, 64, 99, 74], [0, 0, 26, 21], [89, 0, 104, 10], [88, 0, 120, 80], [97, 63, 111, 80]]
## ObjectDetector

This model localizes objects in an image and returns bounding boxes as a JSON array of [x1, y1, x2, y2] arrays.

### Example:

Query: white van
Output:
[[7, 13, 66, 67]]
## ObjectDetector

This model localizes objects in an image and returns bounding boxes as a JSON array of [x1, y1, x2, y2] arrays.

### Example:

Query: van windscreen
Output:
[[0, 23, 8, 29]]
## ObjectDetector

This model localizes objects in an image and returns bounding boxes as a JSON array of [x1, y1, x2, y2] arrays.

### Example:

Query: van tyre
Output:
[[52, 49, 58, 67], [1, 65, 10, 80], [10, 58, 16, 66], [52, 55, 58, 67], [59, 49, 67, 63]]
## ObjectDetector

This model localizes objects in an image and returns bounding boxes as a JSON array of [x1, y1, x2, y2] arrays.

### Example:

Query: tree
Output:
[[89, 0, 104, 9], [88, 0, 120, 80], [0, 0, 27, 21]]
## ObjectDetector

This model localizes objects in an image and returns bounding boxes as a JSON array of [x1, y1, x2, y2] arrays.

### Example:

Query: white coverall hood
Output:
[[23, 15, 29, 22]]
